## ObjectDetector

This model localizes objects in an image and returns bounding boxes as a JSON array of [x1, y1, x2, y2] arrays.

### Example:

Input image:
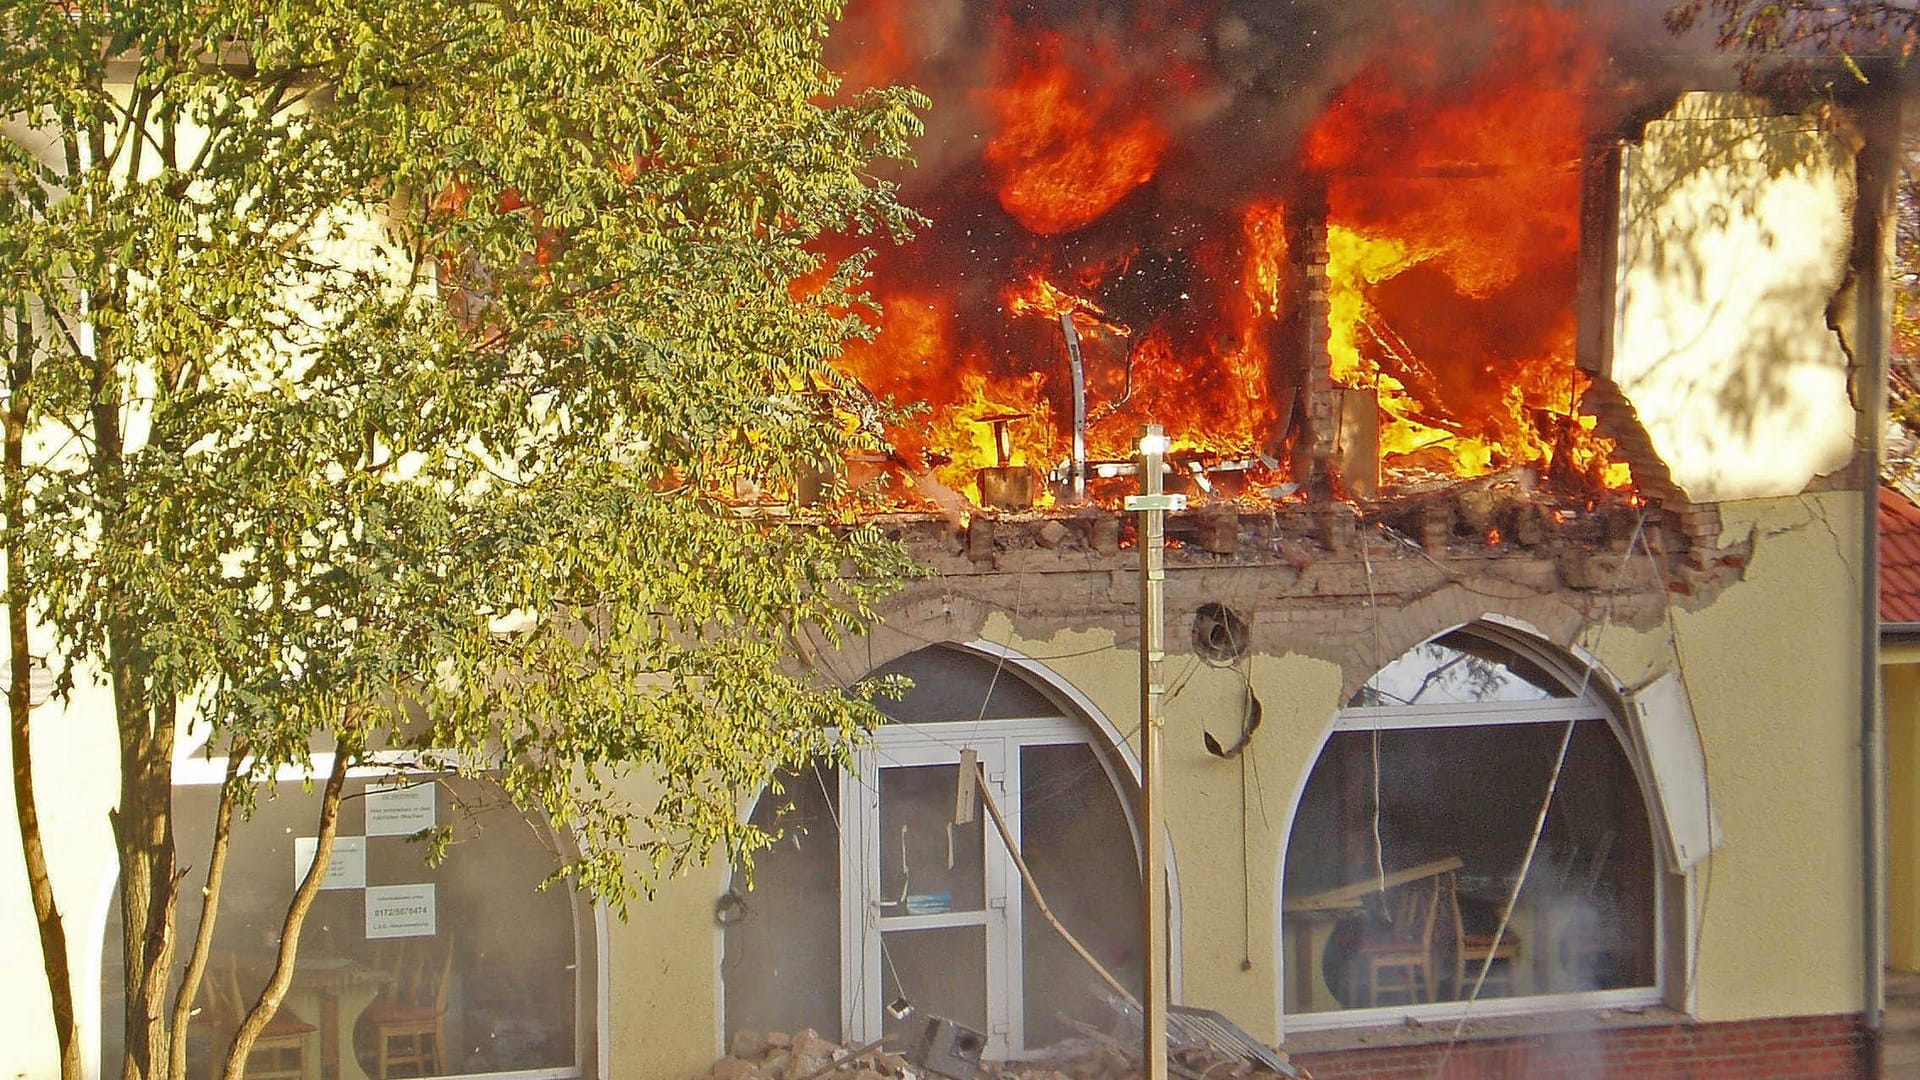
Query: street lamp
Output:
[[1123, 424, 1184, 1080]]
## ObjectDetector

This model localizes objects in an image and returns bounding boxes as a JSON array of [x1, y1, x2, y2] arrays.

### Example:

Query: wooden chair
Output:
[[361, 938, 454, 1077], [1354, 877, 1443, 1007], [1444, 873, 1524, 999], [200, 952, 317, 1080]]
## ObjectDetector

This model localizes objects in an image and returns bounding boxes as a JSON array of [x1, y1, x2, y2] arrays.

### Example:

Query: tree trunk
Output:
[[113, 683, 178, 1080], [6, 305, 81, 1080], [221, 744, 354, 1080], [81, 251, 182, 1078]]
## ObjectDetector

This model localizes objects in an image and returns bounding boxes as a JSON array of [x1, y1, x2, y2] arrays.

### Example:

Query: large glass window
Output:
[[102, 770, 597, 1079], [720, 760, 844, 1042], [722, 645, 1148, 1061], [1282, 627, 1658, 1021]]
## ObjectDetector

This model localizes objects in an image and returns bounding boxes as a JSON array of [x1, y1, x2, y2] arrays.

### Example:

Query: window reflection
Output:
[[1348, 630, 1574, 707], [102, 775, 586, 1079]]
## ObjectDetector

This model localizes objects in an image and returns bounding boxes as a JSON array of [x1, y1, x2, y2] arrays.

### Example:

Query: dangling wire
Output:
[[1430, 512, 1649, 1078], [1241, 751, 1254, 971], [1361, 518, 1388, 898]]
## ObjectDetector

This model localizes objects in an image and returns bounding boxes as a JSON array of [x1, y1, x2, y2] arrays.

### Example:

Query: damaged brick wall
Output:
[[807, 498, 1747, 696]]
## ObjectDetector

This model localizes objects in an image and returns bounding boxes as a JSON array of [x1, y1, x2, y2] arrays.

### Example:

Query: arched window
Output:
[[101, 761, 602, 1079], [722, 645, 1147, 1060], [1281, 623, 1661, 1024]]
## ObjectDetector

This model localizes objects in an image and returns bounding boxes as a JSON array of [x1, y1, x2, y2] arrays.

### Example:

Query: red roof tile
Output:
[[1881, 486, 1920, 622]]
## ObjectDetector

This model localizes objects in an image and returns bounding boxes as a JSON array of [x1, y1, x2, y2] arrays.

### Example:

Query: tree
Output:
[[0, 3, 924, 1078], [1665, 1, 1920, 67]]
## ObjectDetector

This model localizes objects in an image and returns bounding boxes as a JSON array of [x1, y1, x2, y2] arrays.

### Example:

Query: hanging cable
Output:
[[1241, 752, 1255, 971], [1361, 518, 1388, 898], [1427, 512, 1648, 1077]]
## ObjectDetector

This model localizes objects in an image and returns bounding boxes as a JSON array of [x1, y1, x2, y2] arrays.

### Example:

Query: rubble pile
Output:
[[696, 1029, 1302, 1080], [699, 1029, 901, 1080]]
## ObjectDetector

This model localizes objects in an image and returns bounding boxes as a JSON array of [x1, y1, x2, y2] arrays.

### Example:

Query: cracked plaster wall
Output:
[[1606, 93, 1860, 504]]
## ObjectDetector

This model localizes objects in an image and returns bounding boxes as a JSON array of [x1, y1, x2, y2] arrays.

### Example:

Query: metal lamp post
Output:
[[1124, 424, 1183, 1080]]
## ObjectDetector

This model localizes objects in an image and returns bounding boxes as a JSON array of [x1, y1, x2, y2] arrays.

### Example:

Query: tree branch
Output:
[[166, 747, 246, 1080], [220, 737, 355, 1079]]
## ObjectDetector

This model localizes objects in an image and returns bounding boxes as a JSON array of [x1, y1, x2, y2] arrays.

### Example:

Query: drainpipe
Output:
[[1858, 83, 1900, 1039]]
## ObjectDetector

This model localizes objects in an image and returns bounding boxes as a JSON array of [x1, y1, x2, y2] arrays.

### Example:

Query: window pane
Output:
[[104, 775, 584, 1078], [869, 646, 1061, 722], [723, 761, 843, 1042], [1348, 630, 1574, 707], [1019, 744, 1142, 1049], [879, 763, 986, 913], [880, 925, 988, 1047], [1282, 720, 1654, 1013]]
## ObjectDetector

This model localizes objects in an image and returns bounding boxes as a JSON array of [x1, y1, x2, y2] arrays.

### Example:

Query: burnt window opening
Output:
[[1284, 626, 1659, 1020], [803, 3, 1655, 517]]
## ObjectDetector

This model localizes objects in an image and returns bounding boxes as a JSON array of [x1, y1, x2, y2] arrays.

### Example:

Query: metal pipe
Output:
[[1126, 424, 1178, 1080], [1858, 84, 1901, 1038], [1061, 312, 1088, 502]]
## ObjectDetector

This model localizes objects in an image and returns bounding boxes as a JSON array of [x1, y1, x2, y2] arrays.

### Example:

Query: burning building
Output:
[[693, 2, 1890, 1078], [0, 2, 1895, 1079]]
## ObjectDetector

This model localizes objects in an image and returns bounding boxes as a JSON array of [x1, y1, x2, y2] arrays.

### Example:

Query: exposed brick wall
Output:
[[1290, 1014, 1868, 1079]]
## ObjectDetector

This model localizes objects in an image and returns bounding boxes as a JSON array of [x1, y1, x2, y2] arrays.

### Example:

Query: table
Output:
[[293, 956, 388, 1080], [1281, 855, 1465, 1011]]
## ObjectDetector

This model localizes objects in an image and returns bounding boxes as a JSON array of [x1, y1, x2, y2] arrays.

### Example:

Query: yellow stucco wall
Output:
[[604, 491, 1866, 1076], [1888, 662, 1920, 972], [605, 862, 731, 1075], [1653, 495, 1866, 1021]]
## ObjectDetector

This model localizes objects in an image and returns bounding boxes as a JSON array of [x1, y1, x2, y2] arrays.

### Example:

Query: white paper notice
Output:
[[365, 783, 437, 837], [366, 884, 436, 939], [293, 835, 367, 890]]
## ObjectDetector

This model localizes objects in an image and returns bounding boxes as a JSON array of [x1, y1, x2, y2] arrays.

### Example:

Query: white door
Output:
[[842, 717, 1144, 1060], [844, 733, 1014, 1056]]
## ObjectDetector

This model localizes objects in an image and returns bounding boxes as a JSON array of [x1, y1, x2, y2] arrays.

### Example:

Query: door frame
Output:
[[841, 715, 1138, 1059]]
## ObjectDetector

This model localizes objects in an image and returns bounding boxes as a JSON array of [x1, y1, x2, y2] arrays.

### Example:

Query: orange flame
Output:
[[1007, 274, 1104, 321], [821, 0, 1634, 513], [1309, 3, 1628, 489], [985, 33, 1170, 235]]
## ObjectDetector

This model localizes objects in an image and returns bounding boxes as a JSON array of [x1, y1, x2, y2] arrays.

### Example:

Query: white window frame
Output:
[[717, 640, 1183, 1064], [1277, 627, 1671, 1036]]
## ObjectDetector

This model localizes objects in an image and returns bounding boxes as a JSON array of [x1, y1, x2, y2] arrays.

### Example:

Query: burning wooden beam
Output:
[[1059, 311, 1089, 502]]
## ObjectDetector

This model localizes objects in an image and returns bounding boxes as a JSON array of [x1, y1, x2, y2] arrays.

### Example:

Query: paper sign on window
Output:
[[366, 782, 437, 837], [366, 884, 437, 939], [293, 835, 366, 890]]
